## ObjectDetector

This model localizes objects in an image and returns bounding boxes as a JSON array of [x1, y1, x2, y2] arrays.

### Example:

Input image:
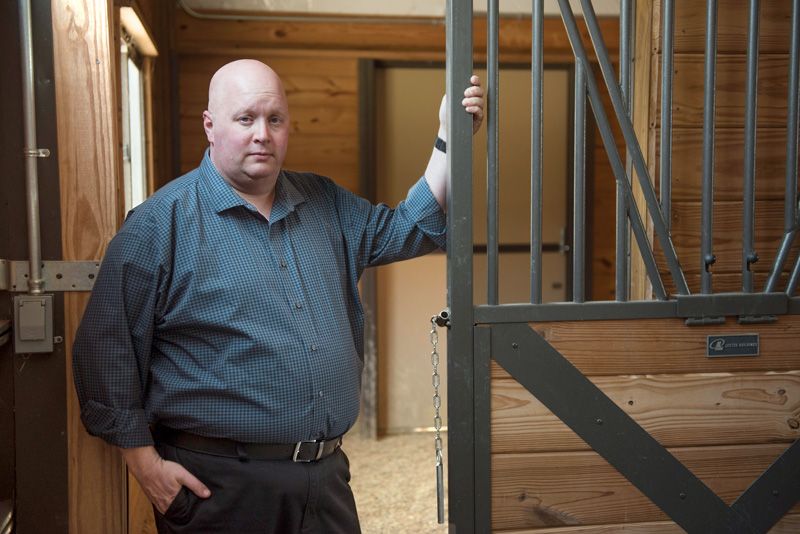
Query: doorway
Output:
[[373, 63, 572, 434]]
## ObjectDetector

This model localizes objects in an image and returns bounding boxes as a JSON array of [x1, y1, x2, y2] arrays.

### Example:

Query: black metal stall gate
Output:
[[444, 0, 800, 532]]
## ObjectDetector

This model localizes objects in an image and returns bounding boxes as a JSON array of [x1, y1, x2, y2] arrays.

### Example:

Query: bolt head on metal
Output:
[[512, 342, 519, 349], [595, 418, 603, 425]]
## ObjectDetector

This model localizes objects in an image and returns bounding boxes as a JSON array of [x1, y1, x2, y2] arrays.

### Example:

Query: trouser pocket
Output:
[[162, 486, 197, 525]]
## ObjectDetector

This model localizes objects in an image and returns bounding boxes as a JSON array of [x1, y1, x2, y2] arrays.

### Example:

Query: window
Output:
[[119, 6, 158, 213]]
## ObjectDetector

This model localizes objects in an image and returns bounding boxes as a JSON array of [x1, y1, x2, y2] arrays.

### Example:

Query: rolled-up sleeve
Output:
[[72, 226, 162, 448]]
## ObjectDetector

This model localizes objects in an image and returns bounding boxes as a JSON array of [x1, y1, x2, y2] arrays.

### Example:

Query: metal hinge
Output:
[[0, 259, 100, 292]]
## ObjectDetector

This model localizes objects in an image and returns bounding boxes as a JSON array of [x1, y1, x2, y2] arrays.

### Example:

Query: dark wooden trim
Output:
[[358, 59, 379, 440]]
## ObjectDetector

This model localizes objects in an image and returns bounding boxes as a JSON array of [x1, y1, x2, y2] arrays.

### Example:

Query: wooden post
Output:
[[51, 1, 126, 532]]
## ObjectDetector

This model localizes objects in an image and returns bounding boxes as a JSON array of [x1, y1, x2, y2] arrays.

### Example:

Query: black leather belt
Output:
[[154, 426, 342, 463]]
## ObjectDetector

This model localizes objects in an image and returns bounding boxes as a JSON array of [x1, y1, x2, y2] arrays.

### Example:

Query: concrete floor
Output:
[[344, 432, 450, 534]]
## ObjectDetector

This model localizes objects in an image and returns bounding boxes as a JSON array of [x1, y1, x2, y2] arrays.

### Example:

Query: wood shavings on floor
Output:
[[343, 432, 450, 534]]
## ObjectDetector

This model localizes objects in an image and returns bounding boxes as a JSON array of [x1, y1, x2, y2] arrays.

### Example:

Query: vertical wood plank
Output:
[[630, 0, 656, 300], [51, 0, 126, 533]]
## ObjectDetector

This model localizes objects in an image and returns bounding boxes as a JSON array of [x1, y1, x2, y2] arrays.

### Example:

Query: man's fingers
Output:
[[175, 465, 211, 499]]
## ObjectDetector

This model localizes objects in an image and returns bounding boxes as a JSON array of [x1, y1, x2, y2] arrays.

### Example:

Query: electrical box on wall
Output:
[[13, 294, 53, 353]]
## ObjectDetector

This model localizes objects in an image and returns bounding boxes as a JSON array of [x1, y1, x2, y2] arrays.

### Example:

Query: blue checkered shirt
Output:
[[73, 152, 446, 448]]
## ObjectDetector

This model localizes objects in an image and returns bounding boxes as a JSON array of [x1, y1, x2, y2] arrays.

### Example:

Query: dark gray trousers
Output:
[[154, 442, 361, 534]]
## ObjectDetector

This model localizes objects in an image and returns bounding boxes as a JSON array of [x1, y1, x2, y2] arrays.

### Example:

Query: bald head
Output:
[[207, 59, 286, 114], [202, 59, 291, 197]]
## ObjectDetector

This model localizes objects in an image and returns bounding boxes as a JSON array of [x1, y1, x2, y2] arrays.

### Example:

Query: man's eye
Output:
[[238, 117, 253, 124], [269, 116, 283, 125]]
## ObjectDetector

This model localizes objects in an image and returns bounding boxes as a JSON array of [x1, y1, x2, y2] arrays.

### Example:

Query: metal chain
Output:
[[430, 313, 446, 524], [430, 315, 444, 464]]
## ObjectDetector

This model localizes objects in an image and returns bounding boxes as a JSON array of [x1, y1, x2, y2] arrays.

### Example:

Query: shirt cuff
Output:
[[406, 176, 447, 250], [81, 401, 154, 448]]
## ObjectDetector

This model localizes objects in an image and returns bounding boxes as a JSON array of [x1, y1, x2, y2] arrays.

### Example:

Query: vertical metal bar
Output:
[[487, 0, 499, 305], [701, 0, 718, 294], [445, 0, 474, 531], [19, 0, 43, 295], [573, 62, 586, 303], [786, 0, 800, 234], [742, 0, 760, 292], [768, 0, 800, 293], [575, 0, 689, 296], [616, 0, 632, 301], [660, 0, 675, 232], [531, 0, 544, 304], [473, 326, 492, 534], [557, 1, 668, 298]]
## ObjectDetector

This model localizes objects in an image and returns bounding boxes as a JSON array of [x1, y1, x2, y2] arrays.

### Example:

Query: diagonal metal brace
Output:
[[731, 439, 800, 533], [491, 323, 756, 534]]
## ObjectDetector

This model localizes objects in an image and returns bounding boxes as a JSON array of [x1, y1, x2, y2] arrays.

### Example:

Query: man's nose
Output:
[[253, 119, 270, 143]]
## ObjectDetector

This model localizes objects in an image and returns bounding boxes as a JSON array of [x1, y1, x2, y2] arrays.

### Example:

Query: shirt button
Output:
[[318, 391, 324, 397], [295, 302, 302, 309], [280, 259, 287, 268], [311, 344, 318, 351]]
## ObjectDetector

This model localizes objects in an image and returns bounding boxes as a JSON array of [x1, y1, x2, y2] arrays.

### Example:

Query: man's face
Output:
[[204, 69, 290, 193]]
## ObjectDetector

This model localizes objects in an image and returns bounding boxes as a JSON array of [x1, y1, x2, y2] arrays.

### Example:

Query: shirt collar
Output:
[[200, 149, 306, 221]]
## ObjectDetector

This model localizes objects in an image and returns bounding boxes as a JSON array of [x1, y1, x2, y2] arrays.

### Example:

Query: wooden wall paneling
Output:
[[629, 0, 657, 301], [665, 54, 790, 128], [491, 371, 800, 454], [657, 199, 797, 276], [173, 9, 620, 62], [487, 316, 800, 377], [652, 0, 794, 55], [498, 513, 800, 533], [659, 127, 795, 201], [51, 0, 127, 532], [491, 443, 799, 530], [178, 53, 360, 192], [588, 61, 626, 301]]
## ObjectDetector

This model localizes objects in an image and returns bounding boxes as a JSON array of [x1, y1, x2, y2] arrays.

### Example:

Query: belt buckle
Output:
[[293, 440, 324, 462]]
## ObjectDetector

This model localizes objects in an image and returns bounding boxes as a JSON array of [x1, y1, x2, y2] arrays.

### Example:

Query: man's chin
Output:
[[243, 164, 280, 182]]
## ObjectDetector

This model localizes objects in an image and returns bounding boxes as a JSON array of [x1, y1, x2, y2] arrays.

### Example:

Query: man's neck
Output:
[[236, 187, 276, 220]]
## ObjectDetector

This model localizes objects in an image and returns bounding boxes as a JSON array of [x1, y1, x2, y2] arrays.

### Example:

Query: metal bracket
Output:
[[0, 259, 100, 292], [677, 292, 788, 326], [23, 148, 50, 158]]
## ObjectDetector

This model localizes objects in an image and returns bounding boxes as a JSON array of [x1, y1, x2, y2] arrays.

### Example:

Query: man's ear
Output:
[[202, 110, 214, 144]]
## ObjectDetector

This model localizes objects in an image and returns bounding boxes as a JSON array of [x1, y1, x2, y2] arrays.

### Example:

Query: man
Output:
[[73, 59, 483, 533]]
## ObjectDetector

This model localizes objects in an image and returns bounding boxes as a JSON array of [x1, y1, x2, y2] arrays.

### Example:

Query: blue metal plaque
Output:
[[706, 334, 760, 357]]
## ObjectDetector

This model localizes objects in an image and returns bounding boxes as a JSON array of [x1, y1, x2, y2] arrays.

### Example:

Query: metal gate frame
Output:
[[444, 0, 800, 532]]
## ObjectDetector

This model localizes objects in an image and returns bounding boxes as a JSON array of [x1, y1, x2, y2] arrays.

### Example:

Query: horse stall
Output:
[[2, 1, 799, 532], [444, 0, 800, 532]]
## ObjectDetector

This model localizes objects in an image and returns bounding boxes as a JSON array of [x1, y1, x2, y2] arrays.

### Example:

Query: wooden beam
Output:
[[492, 443, 800, 529], [492, 370, 800, 453], [51, 1, 126, 533], [499, 514, 800, 533], [652, 0, 795, 55], [489, 316, 800, 377], [174, 8, 621, 63]]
